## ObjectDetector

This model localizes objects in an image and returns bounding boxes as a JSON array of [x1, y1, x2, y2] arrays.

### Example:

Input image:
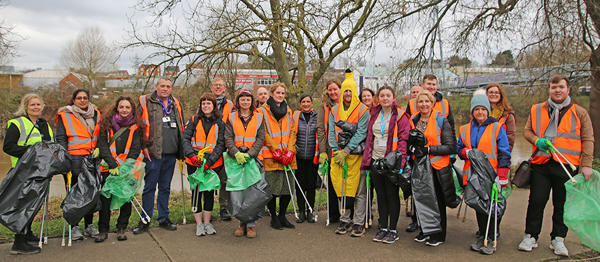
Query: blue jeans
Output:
[[246, 221, 257, 227], [142, 154, 176, 223]]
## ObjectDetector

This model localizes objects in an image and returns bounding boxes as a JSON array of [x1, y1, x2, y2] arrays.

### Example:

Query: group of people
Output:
[[2, 71, 593, 258]]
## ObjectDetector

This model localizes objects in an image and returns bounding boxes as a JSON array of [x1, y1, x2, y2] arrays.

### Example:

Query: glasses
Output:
[[75, 96, 89, 101]]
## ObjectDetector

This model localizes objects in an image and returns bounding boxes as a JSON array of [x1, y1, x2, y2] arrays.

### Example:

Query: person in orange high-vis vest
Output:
[[225, 89, 265, 238], [292, 94, 319, 223], [135, 78, 184, 234], [55, 88, 102, 240], [405, 75, 455, 132], [96, 96, 143, 242], [457, 91, 511, 254], [182, 93, 226, 236], [518, 75, 594, 256], [408, 89, 456, 247]]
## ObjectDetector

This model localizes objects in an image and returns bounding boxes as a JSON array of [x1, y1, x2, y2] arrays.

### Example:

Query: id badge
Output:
[[170, 122, 177, 128], [162, 116, 171, 122], [378, 139, 386, 147]]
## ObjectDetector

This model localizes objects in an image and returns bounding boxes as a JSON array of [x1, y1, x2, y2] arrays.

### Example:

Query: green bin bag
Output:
[[101, 159, 145, 210], [452, 165, 464, 196], [564, 171, 600, 252], [187, 165, 220, 192], [223, 154, 262, 191]]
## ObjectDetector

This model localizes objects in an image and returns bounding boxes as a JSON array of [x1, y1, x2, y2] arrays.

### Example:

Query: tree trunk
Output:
[[590, 48, 600, 157]]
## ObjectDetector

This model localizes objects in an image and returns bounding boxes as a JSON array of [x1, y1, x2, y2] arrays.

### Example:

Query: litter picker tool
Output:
[[484, 182, 500, 248], [547, 142, 577, 171], [340, 162, 348, 215], [179, 160, 187, 225], [133, 197, 150, 224], [315, 160, 329, 223], [283, 166, 299, 220], [548, 146, 577, 183], [365, 170, 371, 229], [38, 185, 49, 248], [62, 172, 72, 247], [285, 165, 314, 215]]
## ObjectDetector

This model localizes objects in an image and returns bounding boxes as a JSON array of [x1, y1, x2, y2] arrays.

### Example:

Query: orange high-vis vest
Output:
[[388, 109, 409, 151], [139, 94, 184, 141], [185, 116, 223, 168], [259, 106, 292, 159], [459, 122, 501, 185], [530, 102, 582, 166], [292, 111, 319, 164], [408, 97, 449, 118], [229, 110, 264, 160], [100, 125, 144, 173], [221, 99, 234, 123], [421, 111, 450, 170], [332, 103, 369, 151], [57, 110, 101, 155]]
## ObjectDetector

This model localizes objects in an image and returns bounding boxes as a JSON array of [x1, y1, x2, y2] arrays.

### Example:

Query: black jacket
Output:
[[98, 126, 142, 169], [3, 117, 52, 158], [411, 114, 456, 156], [182, 114, 226, 167]]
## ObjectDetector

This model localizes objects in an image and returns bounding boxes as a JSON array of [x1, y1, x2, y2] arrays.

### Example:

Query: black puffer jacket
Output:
[[295, 111, 318, 160]]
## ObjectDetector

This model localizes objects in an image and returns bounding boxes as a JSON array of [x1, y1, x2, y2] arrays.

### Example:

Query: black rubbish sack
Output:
[[464, 149, 506, 217], [0, 142, 71, 234], [410, 154, 442, 235], [334, 120, 365, 154], [229, 159, 273, 223], [408, 129, 428, 158], [399, 158, 413, 199], [61, 157, 102, 225], [438, 165, 460, 208]]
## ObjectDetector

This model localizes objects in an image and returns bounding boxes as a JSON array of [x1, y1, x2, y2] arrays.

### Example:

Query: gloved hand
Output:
[[460, 148, 471, 159], [187, 156, 201, 167], [273, 149, 283, 162], [241, 153, 250, 161], [282, 150, 295, 165], [92, 148, 100, 158], [235, 152, 247, 165], [333, 150, 348, 166], [109, 167, 119, 176], [319, 152, 328, 164], [202, 162, 210, 171], [535, 138, 551, 152], [497, 168, 510, 189]]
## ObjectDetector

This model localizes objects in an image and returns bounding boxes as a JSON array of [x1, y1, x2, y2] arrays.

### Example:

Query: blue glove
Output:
[[535, 138, 551, 152], [397, 169, 403, 175]]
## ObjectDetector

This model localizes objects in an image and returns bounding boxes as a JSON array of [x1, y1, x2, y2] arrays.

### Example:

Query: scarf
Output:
[[490, 104, 504, 120], [111, 113, 134, 132], [68, 104, 97, 134], [267, 97, 288, 121], [216, 94, 226, 111], [544, 96, 572, 141]]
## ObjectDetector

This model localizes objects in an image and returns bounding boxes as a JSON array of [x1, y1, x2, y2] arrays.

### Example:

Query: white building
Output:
[[23, 69, 69, 89]]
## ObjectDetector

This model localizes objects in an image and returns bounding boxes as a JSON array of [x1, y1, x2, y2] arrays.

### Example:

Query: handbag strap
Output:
[[529, 149, 539, 160], [107, 127, 130, 146]]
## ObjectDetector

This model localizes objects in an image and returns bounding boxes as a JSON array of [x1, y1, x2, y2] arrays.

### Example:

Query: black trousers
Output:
[[525, 160, 572, 239], [328, 166, 340, 221], [372, 166, 400, 230], [63, 155, 94, 227], [187, 165, 215, 212], [98, 172, 132, 232], [296, 159, 317, 213]]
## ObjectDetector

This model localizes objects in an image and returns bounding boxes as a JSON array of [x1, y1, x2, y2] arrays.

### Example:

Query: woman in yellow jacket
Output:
[[258, 82, 297, 230]]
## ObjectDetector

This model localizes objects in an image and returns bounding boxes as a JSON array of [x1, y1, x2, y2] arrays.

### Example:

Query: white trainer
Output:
[[196, 224, 206, 236], [550, 237, 569, 257], [518, 234, 538, 252]]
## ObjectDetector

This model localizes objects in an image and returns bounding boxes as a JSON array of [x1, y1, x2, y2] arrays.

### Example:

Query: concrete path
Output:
[[0, 189, 593, 261]]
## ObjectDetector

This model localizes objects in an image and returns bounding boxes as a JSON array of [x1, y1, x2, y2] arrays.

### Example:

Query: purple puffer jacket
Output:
[[360, 101, 410, 170]]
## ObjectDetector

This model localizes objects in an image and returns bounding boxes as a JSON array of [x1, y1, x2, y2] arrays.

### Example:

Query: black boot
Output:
[[279, 214, 295, 229], [10, 234, 40, 255], [306, 211, 315, 223], [270, 215, 283, 230], [296, 211, 306, 223], [24, 230, 39, 242]]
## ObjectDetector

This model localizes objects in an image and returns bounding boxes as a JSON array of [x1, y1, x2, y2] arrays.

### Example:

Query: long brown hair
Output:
[[485, 83, 513, 112], [100, 96, 143, 134]]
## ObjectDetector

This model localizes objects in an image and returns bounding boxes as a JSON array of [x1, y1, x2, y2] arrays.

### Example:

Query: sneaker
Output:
[[133, 223, 149, 235], [350, 224, 365, 237], [196, 224, 206, 236], [425, 237, 444, 247], [234, 224, 246, 237], [470, 236, 485, 252], [373, 229, 388, 242], [94, 232, 107, 243], [205, 223, 217, 235], [220, 209, 232, 221], [550, 237, 569, 257], [246, 227, 256, 238], [480, 239, 496, 255], [406, 222, 418, 233], [85, 224, 99, 237], [382, 230, 399, 244], [159, 218, 177, 231], [335, 222, 351, 235], [518, 234, 538, 252], [414, 232, 429, 243], [71, 226, 84, 241]]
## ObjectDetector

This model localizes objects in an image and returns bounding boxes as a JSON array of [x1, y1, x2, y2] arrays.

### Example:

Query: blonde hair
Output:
[[270, 82, 287, 93], [14, 93, 44, 117], [415, 89, 435, 104]]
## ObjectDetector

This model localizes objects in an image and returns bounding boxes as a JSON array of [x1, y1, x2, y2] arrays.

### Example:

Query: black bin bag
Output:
[[61, 157, 102, 225], [0, 142, 71, 233], [229, 159, 273, 223], [464, 149, 506, 217], [410, 154, 442, 235]]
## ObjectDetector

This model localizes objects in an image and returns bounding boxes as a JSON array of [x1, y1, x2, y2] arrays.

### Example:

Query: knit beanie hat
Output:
[[470, 89, 491, 113]]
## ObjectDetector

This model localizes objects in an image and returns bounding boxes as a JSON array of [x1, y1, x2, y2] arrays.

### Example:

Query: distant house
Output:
[[104, 70, 130, 80], [59, 72, 87, 90], [165, 66, 179, 77], [138, 64, 161, 77], [23, 69, 69, 89]]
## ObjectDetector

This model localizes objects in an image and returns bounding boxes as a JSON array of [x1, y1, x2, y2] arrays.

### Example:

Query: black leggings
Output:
[[372, 166, 400, 230], [295, 159, 317, 212], [267, 195, 291, 216], [187, 165, 215, 212]]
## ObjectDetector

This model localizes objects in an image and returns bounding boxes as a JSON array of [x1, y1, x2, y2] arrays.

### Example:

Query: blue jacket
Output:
[[457, 117, 511, 168]]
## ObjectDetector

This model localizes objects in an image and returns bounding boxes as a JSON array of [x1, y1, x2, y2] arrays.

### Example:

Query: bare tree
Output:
[[0, 1, 18, 64], [61, 27, 116, 88]]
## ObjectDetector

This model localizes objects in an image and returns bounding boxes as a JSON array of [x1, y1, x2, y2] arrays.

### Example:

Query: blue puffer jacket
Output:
[[295, 111, 318, 160]]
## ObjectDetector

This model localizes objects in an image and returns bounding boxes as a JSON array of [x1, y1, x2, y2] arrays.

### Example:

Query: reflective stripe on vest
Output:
[[459, 122, 501, 185], [7, 116, 54, 167], [100, 125, 143, 172], [185, 116, 223, 168], [530, 102, 582, 165], [293, 110, 319, 164], [230, 110, 263, 160], [332, 103, 368, 151], [408, 99, 417, 117], [139, 94, 184, 141], [259, 106, 292, 159], [57, 110, 100, 155], [423, 111, 450, 170]]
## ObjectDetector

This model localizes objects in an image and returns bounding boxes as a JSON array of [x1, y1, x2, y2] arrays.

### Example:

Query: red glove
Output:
[[273, 148, 283, 162], [282, 150, 295, 165], [203, 162, 210, 171], [187, 156, 201, 167], [459, 148, 469, 159], [497, 168, 510, 189]]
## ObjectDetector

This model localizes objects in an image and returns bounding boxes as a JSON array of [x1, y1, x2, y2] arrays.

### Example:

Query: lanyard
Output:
[[161, 97, 173, 115], [379, 111, 390, 138]]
